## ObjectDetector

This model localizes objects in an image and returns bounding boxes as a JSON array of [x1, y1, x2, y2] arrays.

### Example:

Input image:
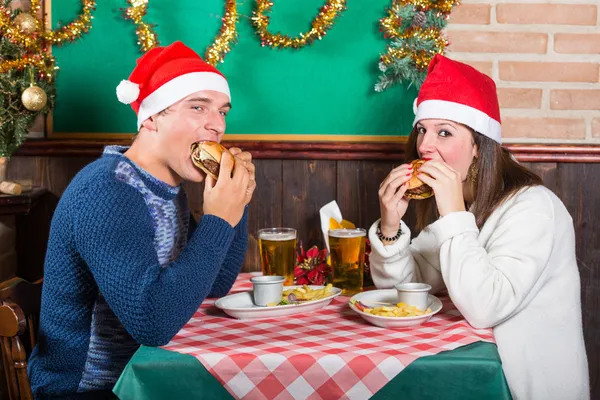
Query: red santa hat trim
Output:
[[116, 41, 230, 130], [413, 54, 502, 144]]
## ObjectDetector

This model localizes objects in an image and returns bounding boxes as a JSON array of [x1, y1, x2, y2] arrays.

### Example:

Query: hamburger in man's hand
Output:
[[190, 141, 235, 180], [404, 159, 434, 200]]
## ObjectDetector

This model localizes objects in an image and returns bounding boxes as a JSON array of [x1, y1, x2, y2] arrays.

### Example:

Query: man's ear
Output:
[[141, 116, 158, 132]]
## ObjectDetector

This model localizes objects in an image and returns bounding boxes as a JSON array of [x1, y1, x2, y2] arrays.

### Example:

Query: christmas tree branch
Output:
[[375, 0, 458, 92], [0, 1, 56, 158]]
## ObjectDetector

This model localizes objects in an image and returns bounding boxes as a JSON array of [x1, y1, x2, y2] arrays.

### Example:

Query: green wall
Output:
[[51, 0, 415, 138]]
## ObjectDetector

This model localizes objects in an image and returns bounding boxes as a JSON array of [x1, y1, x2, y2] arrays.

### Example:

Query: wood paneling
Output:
[[524, 162, 558, 193], [283, 160, 337, 252], [14, 140, 600, 163], [7, 156, 93, 197], [242, 159, 283, 271], [335, 160, 398, 233]]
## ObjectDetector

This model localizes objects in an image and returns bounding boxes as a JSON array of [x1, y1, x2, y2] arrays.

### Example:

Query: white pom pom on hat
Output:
[[116, 80, 140, 105]]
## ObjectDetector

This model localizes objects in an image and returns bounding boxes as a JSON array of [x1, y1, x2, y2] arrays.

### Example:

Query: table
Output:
[[0, 188, 49, 282], [114, 273, 512, 399]]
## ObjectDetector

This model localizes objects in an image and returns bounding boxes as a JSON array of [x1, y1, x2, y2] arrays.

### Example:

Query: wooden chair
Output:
[[0, 277, 43, 400]]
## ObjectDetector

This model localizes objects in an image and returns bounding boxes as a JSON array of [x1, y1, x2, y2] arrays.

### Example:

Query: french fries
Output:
[[283, 284, 333, 301], [351, 299, 431, 317], [266, 284, 334, 306]]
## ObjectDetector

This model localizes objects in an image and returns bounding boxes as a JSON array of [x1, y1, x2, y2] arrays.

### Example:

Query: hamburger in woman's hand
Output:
[[190, 141, 235, 180], [405, 159, 434, 200]]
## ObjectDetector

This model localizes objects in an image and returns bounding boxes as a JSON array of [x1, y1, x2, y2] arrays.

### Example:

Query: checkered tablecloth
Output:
[[164, 273, 495, 400]]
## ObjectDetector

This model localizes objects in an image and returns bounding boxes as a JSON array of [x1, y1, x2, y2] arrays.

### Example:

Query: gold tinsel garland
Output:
[[0, 0, 95, 48], [123, 0, 238, 66], [379, 0, 458, 73], [0, 0, 96, 80], [0, 54, 53, 75], [205, 0, 238, 65], [32, 0, 95, 45], [408, 0, 456, 14], [123, 0, 157, 53], [252, 0, 347, 49]]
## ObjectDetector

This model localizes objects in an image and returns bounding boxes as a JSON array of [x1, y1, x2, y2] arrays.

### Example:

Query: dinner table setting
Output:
[[113, 202, 512, 399]]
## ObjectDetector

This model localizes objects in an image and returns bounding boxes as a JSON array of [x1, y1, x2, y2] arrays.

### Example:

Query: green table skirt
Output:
[[114, 341, 512, 400]]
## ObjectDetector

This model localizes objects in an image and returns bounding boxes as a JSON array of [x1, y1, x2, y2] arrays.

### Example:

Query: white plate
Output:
[[215, 285, 342, 320], [349, 289, 442, 328]]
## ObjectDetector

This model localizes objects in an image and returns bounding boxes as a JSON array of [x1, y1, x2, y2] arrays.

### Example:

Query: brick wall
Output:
[[447, 0, 600, 143]]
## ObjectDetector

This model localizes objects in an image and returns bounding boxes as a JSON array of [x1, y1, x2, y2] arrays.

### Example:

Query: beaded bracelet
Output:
[[376, 221, 402, 242]]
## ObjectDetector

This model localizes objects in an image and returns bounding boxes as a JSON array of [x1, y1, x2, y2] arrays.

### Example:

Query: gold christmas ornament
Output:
[[123, 0, 238, 66], [252, 0, 347, 49], [21, 85, 47, 111], [13, 12, 37, 34]]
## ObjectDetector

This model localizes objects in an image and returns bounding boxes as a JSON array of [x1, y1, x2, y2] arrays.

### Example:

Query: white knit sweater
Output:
[[368, 186, 589, 400]]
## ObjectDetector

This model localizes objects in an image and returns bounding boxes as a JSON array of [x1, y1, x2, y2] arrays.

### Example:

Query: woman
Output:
[[369, 54, 589, 400]]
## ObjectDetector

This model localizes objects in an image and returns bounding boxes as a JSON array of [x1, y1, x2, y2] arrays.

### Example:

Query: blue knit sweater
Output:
[[28, 146, 248, 398]]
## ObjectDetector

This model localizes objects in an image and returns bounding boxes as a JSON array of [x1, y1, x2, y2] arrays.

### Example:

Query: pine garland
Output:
[[0, 1, 56, 158], [375, 0, 459, 92]]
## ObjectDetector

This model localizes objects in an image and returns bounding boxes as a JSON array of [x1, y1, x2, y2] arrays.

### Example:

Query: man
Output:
[[28, 41, 255, 399]]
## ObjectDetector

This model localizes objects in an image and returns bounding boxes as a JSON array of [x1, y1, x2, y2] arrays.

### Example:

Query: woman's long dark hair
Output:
[[405, 126, 543, 233]]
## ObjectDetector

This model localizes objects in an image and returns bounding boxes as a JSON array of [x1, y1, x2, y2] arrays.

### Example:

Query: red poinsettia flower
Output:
[[296, 276, 310, 285], [294, 243, 331, 285], [306, 246, 319, 259], [315, 263, 329, 273], [307, 269, 321, 283]]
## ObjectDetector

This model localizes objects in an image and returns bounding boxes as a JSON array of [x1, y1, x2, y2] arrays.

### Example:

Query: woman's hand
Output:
[[417, 160, 466, 217], [378, 163, 413, 237]]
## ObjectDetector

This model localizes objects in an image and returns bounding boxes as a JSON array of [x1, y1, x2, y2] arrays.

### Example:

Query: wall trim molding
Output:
[[14, 140, 600, 163]]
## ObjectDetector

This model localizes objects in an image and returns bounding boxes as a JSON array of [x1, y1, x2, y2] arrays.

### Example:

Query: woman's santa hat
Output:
[[116, 41, 230, 130], [413, 54, 502, 143]]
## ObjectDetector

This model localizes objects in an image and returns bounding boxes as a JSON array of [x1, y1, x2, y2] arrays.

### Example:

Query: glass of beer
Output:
[[329, 228, 366, 296], [258, 228, 297, 286]]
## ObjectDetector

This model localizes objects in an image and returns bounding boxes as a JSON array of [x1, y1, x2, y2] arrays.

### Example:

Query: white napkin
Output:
[[319, 200, 343, 252]]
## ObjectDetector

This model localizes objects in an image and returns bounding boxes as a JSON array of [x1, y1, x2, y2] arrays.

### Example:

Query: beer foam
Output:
[[328, 229, 366, 238], [258, 232, 296, 241]]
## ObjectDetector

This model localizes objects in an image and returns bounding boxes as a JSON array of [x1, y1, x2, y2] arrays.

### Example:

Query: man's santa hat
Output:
[[116, 41, 230, 130], [413, 54, 502, 143]]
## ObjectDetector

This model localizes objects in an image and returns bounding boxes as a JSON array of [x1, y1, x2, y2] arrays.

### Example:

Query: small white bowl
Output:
[[394, 282, 432, 311], [250, 275, 285, 306]]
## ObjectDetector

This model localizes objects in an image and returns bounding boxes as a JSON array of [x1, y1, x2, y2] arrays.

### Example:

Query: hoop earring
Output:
[[467, 161, 478, 185]]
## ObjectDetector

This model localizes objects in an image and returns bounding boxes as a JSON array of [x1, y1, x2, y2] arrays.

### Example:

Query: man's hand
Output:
[[202, 149, 250, 227], [229, 147, 256, 205]]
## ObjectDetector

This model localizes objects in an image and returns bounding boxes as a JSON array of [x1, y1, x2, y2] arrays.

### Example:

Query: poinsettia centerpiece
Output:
[[294, 244, 331, 285]]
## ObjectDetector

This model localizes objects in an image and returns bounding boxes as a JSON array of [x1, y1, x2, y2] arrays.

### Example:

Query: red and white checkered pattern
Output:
[[165, 273, 495, 400]]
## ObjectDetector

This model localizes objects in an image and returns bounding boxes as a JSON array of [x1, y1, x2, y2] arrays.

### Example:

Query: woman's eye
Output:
[[417, 127, 426, 134], [439, 130, 452, 137], [192, 106, 204, 112], [219, 111, 228, 117]]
